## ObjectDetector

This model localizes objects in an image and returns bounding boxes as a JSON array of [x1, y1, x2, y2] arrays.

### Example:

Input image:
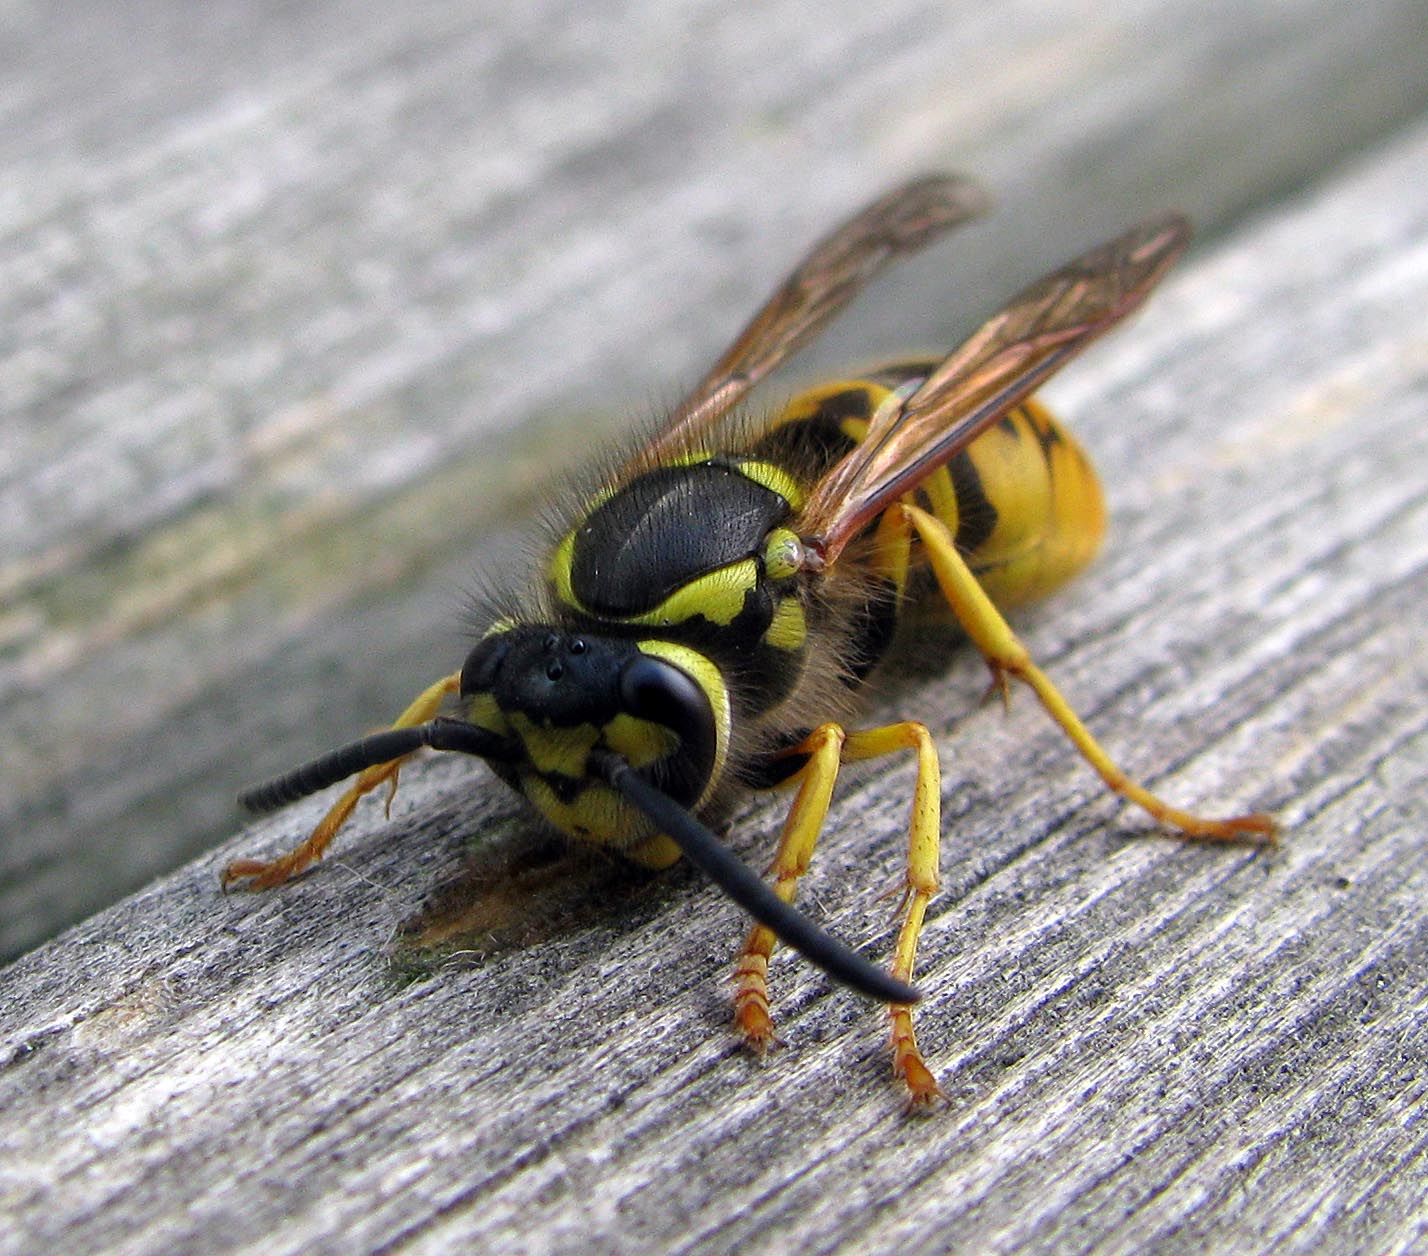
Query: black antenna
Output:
[[239, 718, 513, 813], [592, 750, 919, 1005]]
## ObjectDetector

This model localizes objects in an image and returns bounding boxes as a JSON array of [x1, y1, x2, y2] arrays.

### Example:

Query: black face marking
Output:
[[462, 627, 639, 726], [536, 770, 591, 806], [569, 462, 790, 617], [462, 626, 719, 809]]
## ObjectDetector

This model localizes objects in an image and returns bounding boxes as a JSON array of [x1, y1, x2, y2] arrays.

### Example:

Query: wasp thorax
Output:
[[568, 461, 792, 617]]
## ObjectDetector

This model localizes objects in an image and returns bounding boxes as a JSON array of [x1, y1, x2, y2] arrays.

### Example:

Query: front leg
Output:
[[735, 724, 846, 1053], [224, 672, 463, 890]]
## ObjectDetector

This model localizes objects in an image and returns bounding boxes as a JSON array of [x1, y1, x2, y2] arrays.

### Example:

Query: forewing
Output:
[[798, 214, 1191, 564], [640, 175, 991, 465]]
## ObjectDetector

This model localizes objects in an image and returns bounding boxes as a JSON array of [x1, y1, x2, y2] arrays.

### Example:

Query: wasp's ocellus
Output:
[[230, 176, 1274, 1109]]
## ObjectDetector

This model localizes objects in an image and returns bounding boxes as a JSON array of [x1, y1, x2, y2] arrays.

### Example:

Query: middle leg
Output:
[[735, 719, 946, 1108]]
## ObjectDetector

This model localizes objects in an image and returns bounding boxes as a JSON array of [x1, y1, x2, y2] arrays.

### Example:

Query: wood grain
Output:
[[2, 89, 1426, 1254], [4, 0, 1428, 957]]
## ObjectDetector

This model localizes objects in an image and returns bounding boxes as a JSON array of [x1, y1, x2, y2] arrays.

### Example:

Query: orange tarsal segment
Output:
[[735, 720, 946, 1109], [899, 502, 1275, 843], [224, 673, 462, 891]]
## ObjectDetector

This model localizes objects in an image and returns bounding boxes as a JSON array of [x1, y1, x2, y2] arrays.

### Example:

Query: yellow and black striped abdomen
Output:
[[944, 397, 1105, 610], [765, 371, 1105, 614]]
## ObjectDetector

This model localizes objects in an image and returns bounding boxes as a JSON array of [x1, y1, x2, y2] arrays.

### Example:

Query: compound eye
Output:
[[618, 655, 711, 743], [459, 629, 512, 696]]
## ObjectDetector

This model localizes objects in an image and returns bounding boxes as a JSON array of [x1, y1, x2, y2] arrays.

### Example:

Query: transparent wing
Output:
[[798, 214, 1191, 565], [640, 175, 991, 464]]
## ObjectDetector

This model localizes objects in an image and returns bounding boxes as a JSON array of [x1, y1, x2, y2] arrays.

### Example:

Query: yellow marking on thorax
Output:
[[548, 530, 578, 607], [733, 459, 806, 510], [763, 596, 807, 651], [641, 559, 756, 627], [554, 551, 758, 628], [762, 527, 804, 580]]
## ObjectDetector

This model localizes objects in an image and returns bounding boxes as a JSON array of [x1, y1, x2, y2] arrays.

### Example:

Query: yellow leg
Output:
[[735, 724, 845, 1053], [900, 503, 1274, 842], [843, 721, 945, 1112], [734, 720, 947, 1109], [223, 672, 463, 890]]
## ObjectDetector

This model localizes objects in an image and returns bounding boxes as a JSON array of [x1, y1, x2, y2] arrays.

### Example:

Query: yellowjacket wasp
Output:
[[229, 175, 1273, 1108]]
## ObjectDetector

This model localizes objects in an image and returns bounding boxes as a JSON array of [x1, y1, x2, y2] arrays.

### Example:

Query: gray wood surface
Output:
[[4, 3, 1428, 1253], [4, 0, 1428, 957]]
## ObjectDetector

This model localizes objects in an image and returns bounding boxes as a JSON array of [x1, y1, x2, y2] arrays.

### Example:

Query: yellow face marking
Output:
[[522, 775, 640, 847], [624, 832, 682, 870], [509, 713, 599, 779], [466, 692, 509, 736], [602, 712, 678, 770]]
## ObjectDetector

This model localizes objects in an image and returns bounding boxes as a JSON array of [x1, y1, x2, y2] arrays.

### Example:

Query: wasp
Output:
[[229, 175, 1273, 1108]]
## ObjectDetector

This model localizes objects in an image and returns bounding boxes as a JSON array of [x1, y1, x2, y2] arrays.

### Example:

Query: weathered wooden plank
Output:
[[4, 0, 1428, 956], [2, 97, 1426, 1254]]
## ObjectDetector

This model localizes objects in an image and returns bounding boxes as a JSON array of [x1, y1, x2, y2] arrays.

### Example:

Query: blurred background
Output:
[[4, 0, 1427, 959]]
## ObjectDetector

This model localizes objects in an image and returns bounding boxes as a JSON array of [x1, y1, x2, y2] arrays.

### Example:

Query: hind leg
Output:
[[900, 503, 1273, 841]]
